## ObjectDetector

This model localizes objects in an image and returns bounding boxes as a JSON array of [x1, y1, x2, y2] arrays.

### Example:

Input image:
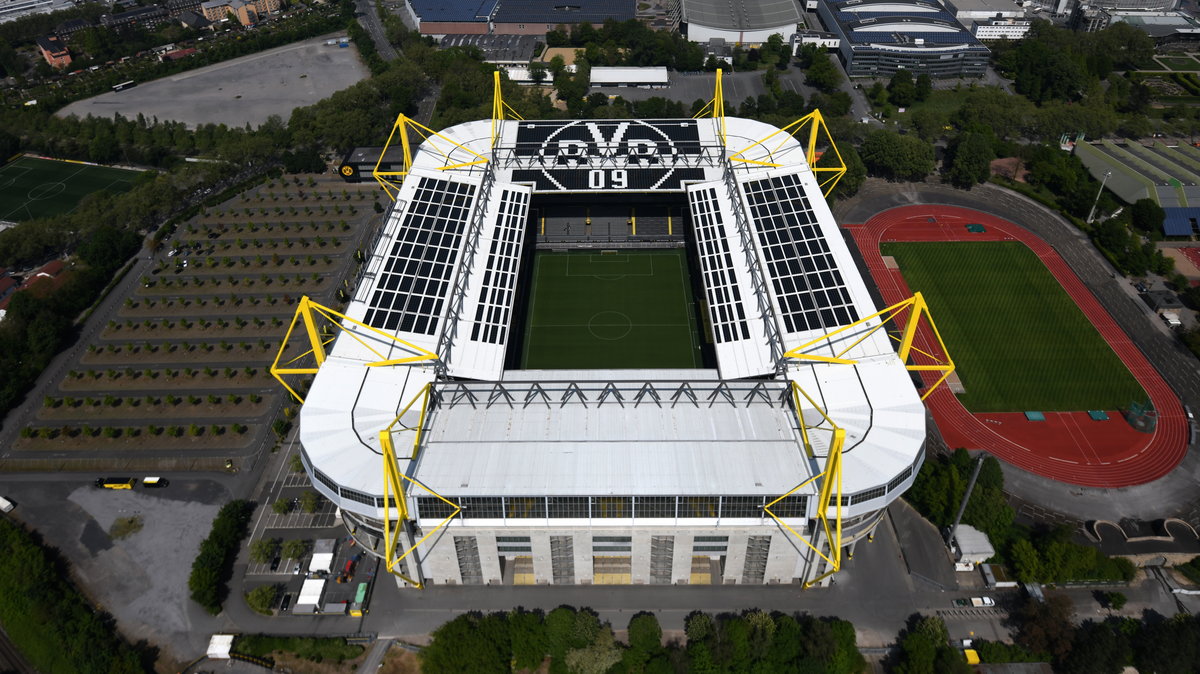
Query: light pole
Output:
[[1088, 170, 1112, 224]]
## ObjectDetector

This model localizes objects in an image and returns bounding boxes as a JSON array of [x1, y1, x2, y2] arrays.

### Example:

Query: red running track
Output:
[[846, 205, 1187, 487]]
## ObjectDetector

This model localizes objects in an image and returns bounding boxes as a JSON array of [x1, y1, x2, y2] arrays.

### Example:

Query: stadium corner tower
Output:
[[283, 85, 939, 589]]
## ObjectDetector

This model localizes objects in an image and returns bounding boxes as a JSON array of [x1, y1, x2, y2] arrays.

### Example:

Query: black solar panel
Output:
[[470, 188, 529, 345], [364, 176, 477, 334], [510, 120, 705, 192], [688, 186, 751, 344], [742, 173, 859, 333]]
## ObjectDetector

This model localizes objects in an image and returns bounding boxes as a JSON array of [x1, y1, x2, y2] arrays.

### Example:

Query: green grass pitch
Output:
[[521, 249, 703, 369], [0, 156, 142, 222], [880, 241, 1146, 413]]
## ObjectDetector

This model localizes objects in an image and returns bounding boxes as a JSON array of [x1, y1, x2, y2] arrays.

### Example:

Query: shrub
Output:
[[245, 585, 279, 616]]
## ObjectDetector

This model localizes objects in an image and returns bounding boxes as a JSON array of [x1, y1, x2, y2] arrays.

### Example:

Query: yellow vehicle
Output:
[[95, 477, 136, 490]]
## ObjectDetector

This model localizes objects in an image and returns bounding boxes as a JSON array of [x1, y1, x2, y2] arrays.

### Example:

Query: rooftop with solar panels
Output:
[[281, 75, 945, 538]]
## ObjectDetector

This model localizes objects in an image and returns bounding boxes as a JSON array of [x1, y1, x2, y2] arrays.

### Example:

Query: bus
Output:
[[112, 80, 136, 92], [95, 477, 137, 489]]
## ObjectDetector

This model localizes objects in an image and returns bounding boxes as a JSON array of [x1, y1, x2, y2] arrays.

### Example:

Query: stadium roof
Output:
[[682, 0, 800, 31], [408, 0, 498, 23], [492, 0, 634, 24], [298, 114, 926, 519]]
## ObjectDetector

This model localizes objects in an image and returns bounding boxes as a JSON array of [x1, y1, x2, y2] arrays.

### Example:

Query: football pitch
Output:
[[521, 249, 704, 370], [881, 241, 1146, 413], [0, 156, 142, 222]]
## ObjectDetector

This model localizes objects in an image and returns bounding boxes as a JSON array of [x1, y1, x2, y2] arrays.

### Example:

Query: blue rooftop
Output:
[[1164, 207, 1200, 236], [410, 0, 498, 23], [493, 0, 634, 23]]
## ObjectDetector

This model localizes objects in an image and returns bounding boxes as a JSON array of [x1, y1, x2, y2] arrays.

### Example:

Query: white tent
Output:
[[296, 578, 326, 609], [310, 539, 336, 573], [206, 634, 234, 659]]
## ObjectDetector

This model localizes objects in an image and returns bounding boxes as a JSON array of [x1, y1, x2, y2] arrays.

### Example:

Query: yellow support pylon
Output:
[[372, 115, 492, 201], [692, 68, 726, 146], [728, 109, 847, 198], [270, 296, 439, 403], [380, 383, 460, 589], [764, 381, 845, 587], [491, 70, 524, 148], [784, 292, 956, 401]]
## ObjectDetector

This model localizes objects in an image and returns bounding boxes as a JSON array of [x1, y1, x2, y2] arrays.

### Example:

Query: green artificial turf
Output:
[[521, 249, 703, 369], [0, 156, 142, 222], [880, 241, 1146, 412]]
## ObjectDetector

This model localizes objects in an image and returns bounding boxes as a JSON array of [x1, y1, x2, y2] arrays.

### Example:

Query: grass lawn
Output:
[[1159, 56, 1200, 71], [0, 155, 142, 222], [521, 249, 703, 369], [881, 241, 1146, 412]]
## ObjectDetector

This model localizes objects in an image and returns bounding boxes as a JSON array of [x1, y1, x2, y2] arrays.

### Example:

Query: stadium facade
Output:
[[283, 80, 942, 588], [817, 0, 990, 78]]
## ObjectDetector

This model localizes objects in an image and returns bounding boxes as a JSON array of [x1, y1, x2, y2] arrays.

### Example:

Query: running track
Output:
[[846, 205, 1187, 487]]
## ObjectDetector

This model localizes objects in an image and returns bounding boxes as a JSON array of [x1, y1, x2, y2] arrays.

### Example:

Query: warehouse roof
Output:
[[408, 0, 498, 23], [492, 0, 634, 24]]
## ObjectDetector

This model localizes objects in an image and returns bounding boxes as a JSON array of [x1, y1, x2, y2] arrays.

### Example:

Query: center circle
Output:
[[587, 311, 632, 341], [28, 182, 66, 200]]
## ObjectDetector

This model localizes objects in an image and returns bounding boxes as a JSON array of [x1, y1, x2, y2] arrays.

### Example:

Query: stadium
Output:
[[274, 75, 951, 588]]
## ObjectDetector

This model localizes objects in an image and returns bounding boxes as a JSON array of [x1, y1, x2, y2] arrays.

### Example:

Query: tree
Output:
[[299, 490, 319, 513], [945, 131, 994, 188], [1059, 620, 1130, 674], [281, 538, 309, 561], [830, 144, 867, 200], [888, 69, 917, 108], [245, 584, 279, 615], [1013, 595, 1076, 662], [508, 609, 547, 670], [859, 130, 935, 181], [250, 537, 279, 564], [624, 612, 666, 671], [421, 613, 511, 673], [529, 60, 548, 86], [272, 498, 290, 515], [1131, 198, 1165, 234], [915, 73, 933, 102], [804, 48, 842, 93]]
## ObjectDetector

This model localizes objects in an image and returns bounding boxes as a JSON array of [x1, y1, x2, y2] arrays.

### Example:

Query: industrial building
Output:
[[816, 0, 990, 77], [282, 77, 944, 588], [681, 0, 801, 45], [405, 0, 632, 36]]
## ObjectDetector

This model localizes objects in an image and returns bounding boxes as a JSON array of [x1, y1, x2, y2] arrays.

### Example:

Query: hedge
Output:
[[188, 500, 254, 614]]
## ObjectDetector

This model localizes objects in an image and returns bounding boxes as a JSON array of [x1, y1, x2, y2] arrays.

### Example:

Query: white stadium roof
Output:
[[298, 115, 926, 523]]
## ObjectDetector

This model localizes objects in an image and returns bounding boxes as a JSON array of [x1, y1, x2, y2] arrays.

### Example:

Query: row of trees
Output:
[[188, 500, 254, 614], [906, 449, 1135, 584], [420, 608, 865, 674], [545, 19, 706, 72]]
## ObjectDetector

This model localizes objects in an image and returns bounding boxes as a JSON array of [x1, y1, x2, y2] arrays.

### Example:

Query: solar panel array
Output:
[[688, 186, 751, 343], [741, 172, 859, 333], [492, 0, 634, 23], [364, 176, 476, 334], [470, 188, 529, 345]]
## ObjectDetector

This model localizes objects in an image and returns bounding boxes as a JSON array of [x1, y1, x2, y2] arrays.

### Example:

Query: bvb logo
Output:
[[340, 165, 354, 177]]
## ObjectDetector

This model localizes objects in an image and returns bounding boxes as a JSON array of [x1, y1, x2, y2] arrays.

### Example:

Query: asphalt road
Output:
[[832, 179, 1200, 525]]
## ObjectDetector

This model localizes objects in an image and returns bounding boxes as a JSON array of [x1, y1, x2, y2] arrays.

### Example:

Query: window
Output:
[[458, 496, 503, 519], [591, 496, 632, 518], [547, 496, 589, 518], [850, 486, 886, 505], [769, 494, 808, 517], [721, 496, 763, 518], [636, 496, 676, 518], [505, 496, 546, 518], [679, 496, 719, 518], [417, 496, 456, 519]]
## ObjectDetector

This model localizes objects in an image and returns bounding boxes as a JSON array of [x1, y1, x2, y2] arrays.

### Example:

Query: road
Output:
[[356, 0, 398, 62], [833, 179, 1200, 525]]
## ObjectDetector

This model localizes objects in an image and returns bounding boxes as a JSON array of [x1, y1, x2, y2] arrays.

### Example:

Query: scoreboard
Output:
[[510, 119, 709, 192]]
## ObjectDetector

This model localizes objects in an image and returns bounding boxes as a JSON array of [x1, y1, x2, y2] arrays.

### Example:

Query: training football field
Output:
[[881, 241, 1146, 412], [521, 249, 704, 370], [0, 156, 142, 222]]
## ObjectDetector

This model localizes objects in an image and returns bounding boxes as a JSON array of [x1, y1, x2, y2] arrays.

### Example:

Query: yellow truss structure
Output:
[[729, 110, 847, 198], [693, 70, 847, 198], [765, 382, 845, 588], [692, 68, 727, 145], [785, 292, 956, 402], [269, 296, 439, 403], [371, 70, 523, 201], [379, 383, 460, 589]]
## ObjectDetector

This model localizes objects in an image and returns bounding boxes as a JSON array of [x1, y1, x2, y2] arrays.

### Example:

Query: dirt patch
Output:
[[380, 648, 422, 674], [990, 157, 1028, 182], [270, 651, 369, 674]]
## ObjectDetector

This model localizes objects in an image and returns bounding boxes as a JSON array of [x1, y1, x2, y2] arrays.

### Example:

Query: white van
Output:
[[0, 496, 14, 513]]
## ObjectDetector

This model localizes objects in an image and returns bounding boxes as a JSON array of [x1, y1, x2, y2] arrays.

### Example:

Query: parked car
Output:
[[269, 557, 281, 572], [279, 594, 292, 611], [953, 597, 995, 608]]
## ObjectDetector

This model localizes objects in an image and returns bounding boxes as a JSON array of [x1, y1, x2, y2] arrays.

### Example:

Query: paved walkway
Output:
[[832, 180, 1200, 524]]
